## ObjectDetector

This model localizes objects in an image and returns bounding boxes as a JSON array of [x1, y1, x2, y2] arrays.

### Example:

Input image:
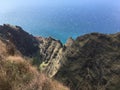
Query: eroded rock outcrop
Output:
[[36, 36, 64, 77]]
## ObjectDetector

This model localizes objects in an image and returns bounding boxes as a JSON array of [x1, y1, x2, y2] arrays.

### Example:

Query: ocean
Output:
[[0, 4, 120, 43]]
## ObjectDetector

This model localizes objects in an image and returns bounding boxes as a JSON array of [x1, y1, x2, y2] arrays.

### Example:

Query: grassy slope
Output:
[[0, 39, 69, 90]]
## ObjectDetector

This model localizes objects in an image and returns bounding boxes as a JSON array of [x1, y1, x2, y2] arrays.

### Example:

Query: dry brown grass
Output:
[[0, 40, 7, 56], [6, 56, 25, 62], [0, 38, 69, 90], [0, 38, 21, 57], [0, 56, 69, 90]]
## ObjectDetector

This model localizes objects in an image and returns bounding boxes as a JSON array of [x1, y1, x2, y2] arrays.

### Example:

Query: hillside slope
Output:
[[0, 24, 69, 90], [0, 24, 39, 56], [54, 33, 120, 90], [37, 32, 120, 90], [0, 24, 120, 90]]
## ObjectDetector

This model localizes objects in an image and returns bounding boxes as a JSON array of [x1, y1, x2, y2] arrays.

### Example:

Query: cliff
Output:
[[0, 24, 120, 90], [37, 32, 120, 90], [0, 24, 69, 90]]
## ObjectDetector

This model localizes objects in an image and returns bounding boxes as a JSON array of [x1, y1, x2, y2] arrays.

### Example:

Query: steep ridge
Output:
[[38, 32, 120, 90], [0, 24, 39, 56], [54, 33, 120, 90]]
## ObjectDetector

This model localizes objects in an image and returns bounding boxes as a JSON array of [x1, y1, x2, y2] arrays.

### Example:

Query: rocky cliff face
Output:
[[36, 36, 64, 77], [37, 32, 120, 90], [0, 24, 120, 90]]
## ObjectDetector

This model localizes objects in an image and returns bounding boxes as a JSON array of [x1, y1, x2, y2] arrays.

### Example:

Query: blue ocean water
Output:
[[0, 4, 120, 43]]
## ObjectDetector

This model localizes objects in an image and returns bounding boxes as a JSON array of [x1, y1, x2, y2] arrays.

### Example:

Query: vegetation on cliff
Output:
[[0, 24, 120, 90], [0, 24, 69, 90]]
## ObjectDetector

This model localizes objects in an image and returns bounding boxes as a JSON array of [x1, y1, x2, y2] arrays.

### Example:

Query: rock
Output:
[[65, 37, 74, 47], [37, 36, 63, 77]]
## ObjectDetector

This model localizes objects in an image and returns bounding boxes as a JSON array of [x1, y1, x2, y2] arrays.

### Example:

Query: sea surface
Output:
[[0, 4, 120, 43]]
